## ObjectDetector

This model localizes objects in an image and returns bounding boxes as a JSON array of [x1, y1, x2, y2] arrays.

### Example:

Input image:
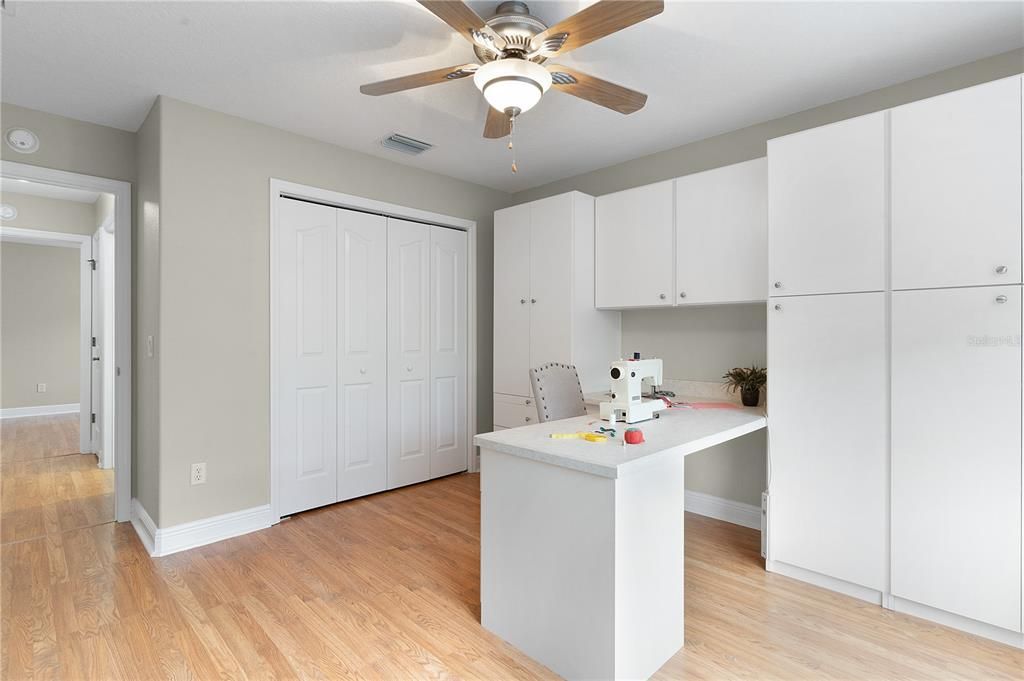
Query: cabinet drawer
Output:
[[493, 393, 538, 428]]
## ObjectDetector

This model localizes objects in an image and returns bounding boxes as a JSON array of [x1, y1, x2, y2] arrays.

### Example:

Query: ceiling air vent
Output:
[[381, 133, 433, 156]]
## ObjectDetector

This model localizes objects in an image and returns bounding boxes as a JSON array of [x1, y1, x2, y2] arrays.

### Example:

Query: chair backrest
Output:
[[530, 363, 587, 423]]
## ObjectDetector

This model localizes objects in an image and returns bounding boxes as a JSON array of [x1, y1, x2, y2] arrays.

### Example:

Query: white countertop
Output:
[[474, 404, 766, 479]]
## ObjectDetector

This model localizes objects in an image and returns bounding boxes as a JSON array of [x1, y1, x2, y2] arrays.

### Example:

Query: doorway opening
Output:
[[0, 163, 132, 536]]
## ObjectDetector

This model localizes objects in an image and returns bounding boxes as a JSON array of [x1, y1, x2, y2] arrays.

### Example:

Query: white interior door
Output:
[[528, 195, 573, 369], [891, 286, 1022, 631], [388, 218, 431, 488], [90, 233, 102, 455], [429, 226, 468, 478], [278, 199, 338, 516], [892, 77, 1022, 290], [493, 203, 531, 397], [767, 292, 888, 591], [337, 209, 388, 501], [768, 112, 887, 296]]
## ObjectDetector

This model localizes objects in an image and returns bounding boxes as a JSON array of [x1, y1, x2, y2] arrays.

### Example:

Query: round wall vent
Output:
[[0, 203, 18, 220], [5, 128, 39, 154]]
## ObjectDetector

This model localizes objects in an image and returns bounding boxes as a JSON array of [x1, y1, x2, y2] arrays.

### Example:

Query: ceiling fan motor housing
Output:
[[473, 1, 548, 63]]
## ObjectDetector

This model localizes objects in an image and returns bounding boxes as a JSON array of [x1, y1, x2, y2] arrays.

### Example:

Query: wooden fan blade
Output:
[[547, 65, 647, 114], [360, 64, 477, 96], [530, 0, 663, 57], [418, 0, 506, 52], [483, 106, 511, 139]]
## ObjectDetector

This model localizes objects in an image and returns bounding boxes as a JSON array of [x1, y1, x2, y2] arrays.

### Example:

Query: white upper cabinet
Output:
[[892, 77, 1022, 290], [595, 181, 675, 308], [529, 195, 574, 373], [768, 112, 887, 296], [891, 286, 1022, 632], [675, 158, 767, 305]]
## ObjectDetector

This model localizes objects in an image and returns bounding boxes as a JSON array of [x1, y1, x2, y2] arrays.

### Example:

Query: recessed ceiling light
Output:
[[5, 128, 39, 154], [0, 203, 18, 220]]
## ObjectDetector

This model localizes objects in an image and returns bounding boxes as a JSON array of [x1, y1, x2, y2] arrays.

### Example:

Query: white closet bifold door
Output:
[[429, 226, 468, 478], [278, 199, 339, 516], [337, 209, 388, 501], [388, 218, 432, 488]]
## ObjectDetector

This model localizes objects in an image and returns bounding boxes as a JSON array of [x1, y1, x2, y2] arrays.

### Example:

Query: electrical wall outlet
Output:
[[36, 383, 46, 393], [190, 462, 207, 485]]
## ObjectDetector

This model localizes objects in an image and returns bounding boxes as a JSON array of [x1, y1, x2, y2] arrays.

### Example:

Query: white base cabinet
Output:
[[493, 192, 619, 428], [767, 292, 889, 592], [892, 286, 1022, 632]]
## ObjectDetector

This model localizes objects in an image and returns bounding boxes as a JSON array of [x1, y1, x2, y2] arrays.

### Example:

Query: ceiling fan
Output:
[[360, 0, 663, 166]]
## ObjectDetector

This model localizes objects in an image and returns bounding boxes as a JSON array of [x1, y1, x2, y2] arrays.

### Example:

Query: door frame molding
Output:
[[269, 178, 478, 523], [0, 160, 133, 523]]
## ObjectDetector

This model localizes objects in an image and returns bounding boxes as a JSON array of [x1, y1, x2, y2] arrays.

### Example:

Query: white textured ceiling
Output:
[[2, 1, 1022, 192], [0, 178, 102, 204]]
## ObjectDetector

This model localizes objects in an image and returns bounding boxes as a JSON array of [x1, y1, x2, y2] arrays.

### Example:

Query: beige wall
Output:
[[509, 48, 1024, 506], [1, 242, 80, 408], [0, 192, 96, 235], [155, 96, 508, 526], [134, 100, 162, 523]]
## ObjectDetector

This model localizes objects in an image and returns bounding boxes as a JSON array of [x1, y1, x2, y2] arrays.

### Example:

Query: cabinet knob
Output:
[[659, 293, 667, 300], [520, 298, 526, 304], [774, 282, 782, 289], [360, 368, 367, 375], [679, 292, 687, 299], [995, 265, 1008, 275], [531, 298, 537, 304], [406, 366, 413, 372], [774, 304, 783, 311], [525, 399, 531, 405], [995, 295, 1008, 304], [525, 416, 531, 422]]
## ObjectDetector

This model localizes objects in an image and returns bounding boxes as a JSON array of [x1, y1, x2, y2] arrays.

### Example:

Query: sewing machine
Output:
[[599, 357, 668, 424]]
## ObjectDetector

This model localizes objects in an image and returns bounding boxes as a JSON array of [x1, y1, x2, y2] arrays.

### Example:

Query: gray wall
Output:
[[1, 242, 80, 408], [0, 193, 96, 234], [154, 96, 509, 527], [508, 48, 1024, 507]]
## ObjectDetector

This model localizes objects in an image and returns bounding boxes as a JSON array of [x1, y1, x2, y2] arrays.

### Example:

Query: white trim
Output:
[[684, 490, 762, 530], [891, 596, 1024, 650], [131, 497, 274, 557], [766, 559, 884, 605], [0, 402, 80, 419], [269, 178, 479, 523], [1, 161, 133, 523], [0, 225, 90, 248]]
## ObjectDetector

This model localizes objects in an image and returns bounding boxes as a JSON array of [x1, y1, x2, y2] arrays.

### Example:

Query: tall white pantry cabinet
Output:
[[767, 75, 1024, 645], [492, 192, 620, 428], [276, 198, 468, 517]]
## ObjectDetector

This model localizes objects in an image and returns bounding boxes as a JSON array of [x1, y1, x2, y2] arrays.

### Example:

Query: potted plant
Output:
[[722, 366, 767, 407]]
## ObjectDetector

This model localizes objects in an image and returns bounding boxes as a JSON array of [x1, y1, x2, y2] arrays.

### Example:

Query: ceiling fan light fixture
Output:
[[473, 59, 551, 115]]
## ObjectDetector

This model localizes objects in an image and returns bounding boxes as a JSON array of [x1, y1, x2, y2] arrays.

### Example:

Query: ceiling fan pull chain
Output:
[[509, 112, 518, 174]]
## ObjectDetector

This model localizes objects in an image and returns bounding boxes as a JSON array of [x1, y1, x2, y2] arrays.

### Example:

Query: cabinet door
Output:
[[277, 199, 338, 516], [595, 181, 674, 308], [767, 292, 888, 591], [429, 226, 468, 479], [529, 195, 573, 368], [387, 218, 431, 489], [493, 203, 532, 396], [768, 113, 886, 296], [337, 209, 388, 502], [892, 286, 1022, 632], [892, 77, 1022, 290], [676, 158, 767, 305]]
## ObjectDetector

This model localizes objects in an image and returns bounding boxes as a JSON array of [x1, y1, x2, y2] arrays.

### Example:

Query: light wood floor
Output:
[[1, 414, 114, 546], [1, 420, 1021, 679]]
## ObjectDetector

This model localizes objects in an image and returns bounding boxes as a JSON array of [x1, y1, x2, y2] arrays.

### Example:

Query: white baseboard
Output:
[[766, 559, 884, 605], [892, 596, 1024, 650], [131, 498, 273, 557], [685, 490, 761, 530], [0, 402, 79, 419]]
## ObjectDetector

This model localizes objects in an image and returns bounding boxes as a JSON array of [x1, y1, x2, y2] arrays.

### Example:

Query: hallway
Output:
[[1, 414, 113, 544]]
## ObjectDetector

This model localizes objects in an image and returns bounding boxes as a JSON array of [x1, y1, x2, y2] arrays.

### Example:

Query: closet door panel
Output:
[[388, 218, 432, 488], [892, 77, 1022, 290], [494, 204, 532, 396], [529, 195, 573, 368], [277, 199, 338, 516], [430, 226, 468, 478], [892, 286, 1022, 631], [337, 209, 388, 501]]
